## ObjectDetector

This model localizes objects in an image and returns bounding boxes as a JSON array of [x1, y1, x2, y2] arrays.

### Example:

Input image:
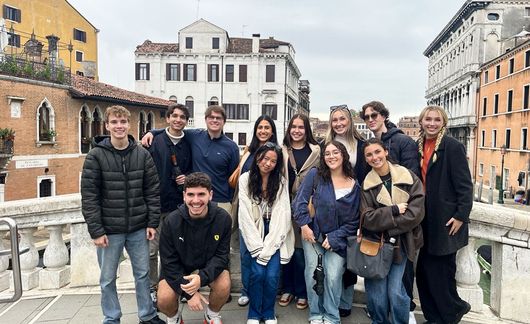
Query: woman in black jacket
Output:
[[416, 105, 473, 324]]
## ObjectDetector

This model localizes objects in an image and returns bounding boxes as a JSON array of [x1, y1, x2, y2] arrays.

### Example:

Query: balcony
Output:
[[0, 55, 71, 85]]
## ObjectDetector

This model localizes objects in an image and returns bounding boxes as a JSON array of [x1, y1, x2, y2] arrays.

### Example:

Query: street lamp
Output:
[[498, 144, 507, 204]]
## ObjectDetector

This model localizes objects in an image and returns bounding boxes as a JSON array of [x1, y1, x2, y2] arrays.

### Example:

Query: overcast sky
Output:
[[68, 0, 465, 122]]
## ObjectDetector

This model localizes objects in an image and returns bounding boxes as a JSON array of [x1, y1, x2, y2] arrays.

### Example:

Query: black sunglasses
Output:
[[263, 141, 281, 151], [330, 104, 349, 112], [363, 112, 379, 121]]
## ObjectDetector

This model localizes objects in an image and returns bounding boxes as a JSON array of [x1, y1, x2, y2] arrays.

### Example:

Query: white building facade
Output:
[[134, 19, 303, 147], [424, 0, 530, 168]]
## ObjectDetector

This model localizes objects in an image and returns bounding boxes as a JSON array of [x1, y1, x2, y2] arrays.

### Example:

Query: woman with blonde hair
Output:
[[416, 106, 473, 324], [326, 106, 367, 316]]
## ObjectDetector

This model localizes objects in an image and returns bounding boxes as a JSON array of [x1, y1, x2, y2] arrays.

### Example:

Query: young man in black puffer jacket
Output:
[[81, 105, 164, 324]]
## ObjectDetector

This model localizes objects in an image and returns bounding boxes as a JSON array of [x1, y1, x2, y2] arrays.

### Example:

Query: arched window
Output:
[[169, 95, 178, 102], [185, 96, 194, 118], [147, 112, 155, 131], [208, 96, 219, 107], [80, 106, 91, 154], [37, 98, 55, 142], [92, 107, 104, 137], [139, 111, 147, 139]]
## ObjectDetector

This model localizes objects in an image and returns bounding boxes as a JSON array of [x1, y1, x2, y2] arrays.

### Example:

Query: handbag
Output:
[[346, 212, 394, 279], [228, 147, 249, 189]]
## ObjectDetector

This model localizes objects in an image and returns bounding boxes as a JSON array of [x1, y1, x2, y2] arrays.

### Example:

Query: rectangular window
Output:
[[266, 65, 275, 82], [7, 32, 20, 47], [225, 132, 233, 140], [525, 7, 530, 16], [507, 90, 513, 112], [183, 64, 197, 81], [166, 63, 180, 81], [237, 104, 249, 120], [484, 71, 489, 83], [492, 130, 497, 148], [481, 130, 486, 147], [225, 104, 236, 119], [75, 51, 83, 62], [76, 71, 84, 76], [262, 104, 278, 120], [494, 94, 499, 114], [3, 5, 21, 22], [212, 37, 219, 49], [523, 85, 530, 109], [495, 65, 501, 79], [224, 104, 248, 120], [482, 97, 487, 116], [239, 65, 247, 82], [479, 163, 484, 177], [185, 37, 193, 49], [73, 28, 86, 42], [506, 129, 511, 148], [208, 64, 219, 82], [226, 65, 234, 82], [238, 133, 247, 146], [185, 100, 194, 118], [522, 128, 528, 150], [509, 58, 515, 74], [135, 63, 150, 80], [526, 50, 530, 68]]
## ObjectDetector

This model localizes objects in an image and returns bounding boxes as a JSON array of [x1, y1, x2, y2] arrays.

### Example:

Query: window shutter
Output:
[[146, 63, 150, 80], [193, 64, 197, 81], [208, 64, 212, 82], [177, 64, 180, 81], [2, 6, 6, 19], [16, 8, 20, 23], [216, 65, 219, 81], [135, 63, 140, 80], [166, 64, 170, 81]]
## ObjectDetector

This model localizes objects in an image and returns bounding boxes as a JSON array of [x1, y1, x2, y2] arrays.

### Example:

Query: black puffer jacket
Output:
[[381, 122, 420, 177], [81, 135, 161, 239]]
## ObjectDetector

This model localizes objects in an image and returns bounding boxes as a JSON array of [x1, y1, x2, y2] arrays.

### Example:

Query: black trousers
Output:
[[402, 258, 416, 311], [416, 249, 467, 323]]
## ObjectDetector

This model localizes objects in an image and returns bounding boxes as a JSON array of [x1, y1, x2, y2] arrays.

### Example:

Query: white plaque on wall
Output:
[[11, 101, 21, 118], [16, 159, 48, 169]]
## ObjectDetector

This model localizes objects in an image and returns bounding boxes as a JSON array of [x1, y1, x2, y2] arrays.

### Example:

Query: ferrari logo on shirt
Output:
[[214, 234, 220, 241]]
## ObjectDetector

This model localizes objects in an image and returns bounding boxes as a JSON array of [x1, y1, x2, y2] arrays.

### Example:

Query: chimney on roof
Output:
[[252, 33, 260, 53]]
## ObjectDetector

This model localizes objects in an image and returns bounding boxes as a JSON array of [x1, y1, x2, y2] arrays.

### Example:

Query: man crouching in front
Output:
[[157, 172, 232, 324]]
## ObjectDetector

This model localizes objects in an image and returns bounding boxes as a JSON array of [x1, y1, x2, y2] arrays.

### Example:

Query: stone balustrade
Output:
[[0, 195, 529, 322]]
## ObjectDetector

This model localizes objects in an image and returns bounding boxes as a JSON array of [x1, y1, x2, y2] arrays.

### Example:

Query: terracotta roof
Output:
[[135, 37, 290, 54], [70, 74, 171, 108], [135, 40, 179, 53]]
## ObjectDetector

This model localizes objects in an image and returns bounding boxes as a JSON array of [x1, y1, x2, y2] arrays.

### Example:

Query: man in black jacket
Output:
[[81, 105, 164, 324], [157, 173, 231, 324], [148, 103, 192, 292], [361, 101, 420, 323]]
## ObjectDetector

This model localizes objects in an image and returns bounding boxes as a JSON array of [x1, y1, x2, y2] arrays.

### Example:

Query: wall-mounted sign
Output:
[[16, 159, 48, 169]]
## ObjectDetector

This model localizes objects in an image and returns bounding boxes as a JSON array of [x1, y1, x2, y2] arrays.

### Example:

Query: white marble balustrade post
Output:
[[0, 230, 10, 291], [39, 224, 70, 289], [14, 227, 40, 290], [455, 237, 483, 312]]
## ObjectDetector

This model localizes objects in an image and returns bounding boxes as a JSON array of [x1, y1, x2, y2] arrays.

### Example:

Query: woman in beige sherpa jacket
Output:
[[238, 142, 294, 324]]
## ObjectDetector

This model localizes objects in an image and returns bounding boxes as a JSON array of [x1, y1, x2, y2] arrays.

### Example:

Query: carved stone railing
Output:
[[456, 202, 530, 323], [1, 195, 529, 323]]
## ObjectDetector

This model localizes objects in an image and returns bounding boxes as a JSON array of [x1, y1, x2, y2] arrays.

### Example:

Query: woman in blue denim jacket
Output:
[[293, 141, 360, 324]]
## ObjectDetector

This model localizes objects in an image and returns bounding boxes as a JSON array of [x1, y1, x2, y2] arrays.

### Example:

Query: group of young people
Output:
[[81, 100, 473, 324]]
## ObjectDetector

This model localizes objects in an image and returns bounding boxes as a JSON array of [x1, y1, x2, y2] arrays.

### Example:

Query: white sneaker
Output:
[[409, 311, 417, 324], [310, 320, 324, 324], [238, 295, 250, 306], [204, 313, 222, 324], [166, 314, 182, 324], [264, 318, 277, 324], [247, 320, 260, 324]]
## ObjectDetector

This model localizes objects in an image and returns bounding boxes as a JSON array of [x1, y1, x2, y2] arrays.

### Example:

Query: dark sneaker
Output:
[[339, 308, 351, 317], [452, 301, 471, 324], [140, 315, 166, 324]]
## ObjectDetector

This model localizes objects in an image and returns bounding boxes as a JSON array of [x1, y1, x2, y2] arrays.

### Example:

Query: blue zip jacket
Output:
[[292, 168, 360, 257]]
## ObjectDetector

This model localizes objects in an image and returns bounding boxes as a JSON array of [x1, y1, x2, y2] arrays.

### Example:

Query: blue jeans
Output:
[[281, 247, 307, 299], [364, 251, 409, 324], [240, 231, 251, 297], [302, 240, 346, 324], [97, 228, 157, 324], [247, 221, 281, 321], [340, 284, 354, 310]]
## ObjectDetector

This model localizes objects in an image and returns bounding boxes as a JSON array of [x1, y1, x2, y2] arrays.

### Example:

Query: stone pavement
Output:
[[0, 287, 504, 324]]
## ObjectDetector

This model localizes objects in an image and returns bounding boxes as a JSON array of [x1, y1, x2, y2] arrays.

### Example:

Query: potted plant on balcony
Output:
[[45, 129, 57, 141], [0, 128, 15, 154]]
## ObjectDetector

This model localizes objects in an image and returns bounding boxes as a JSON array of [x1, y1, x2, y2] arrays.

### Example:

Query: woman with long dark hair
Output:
[[278, 114, 320, 310], [230, 115, 278, 307], [239, 142, 294, 324], [326, 106, 367, 316], [360, 138, 424, 324], [293, 141, 360, 324], [416, 106, 473, 324]]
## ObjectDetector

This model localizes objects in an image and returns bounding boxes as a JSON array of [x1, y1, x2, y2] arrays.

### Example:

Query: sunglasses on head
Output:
[[263, 141, 281, 151], [363, 112, 379, 121], [330, 105, 349, 112]]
